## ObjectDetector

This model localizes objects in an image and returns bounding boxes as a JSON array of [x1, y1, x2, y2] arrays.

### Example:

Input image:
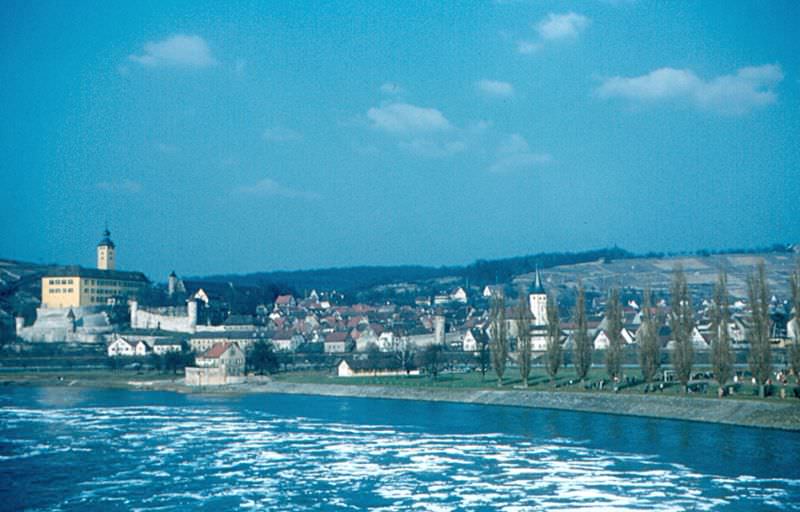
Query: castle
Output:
[[16, 227, 149, 343]]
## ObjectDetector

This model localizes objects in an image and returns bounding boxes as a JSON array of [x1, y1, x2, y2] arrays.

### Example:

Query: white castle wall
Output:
[[130, 300, 197, 333], [18, 306, 113, 343]]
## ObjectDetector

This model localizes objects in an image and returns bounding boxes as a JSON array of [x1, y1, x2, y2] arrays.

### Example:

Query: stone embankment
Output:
[[254, 381, 800, 431]]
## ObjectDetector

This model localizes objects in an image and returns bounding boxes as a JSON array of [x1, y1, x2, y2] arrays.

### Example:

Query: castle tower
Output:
[[434, 314, 446, 345], [529, 268, 548, 326], [66, 309, 76, 333], [97, 227, 116, 270], [168, 271, 177, 296]]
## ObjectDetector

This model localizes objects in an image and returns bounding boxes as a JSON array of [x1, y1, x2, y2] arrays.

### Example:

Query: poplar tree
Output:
[[638, 288, 660, 386], [710, 270, 734, 397], [515, 290, 532, 388], [789, 261, 800, 383], [670, 265, 694, 393], [544, 291, 562, 384], [572, 282, 592, 383], [490, 293, 508, 387], [604, 287, 624, 382], [747, 261, 772, 398]]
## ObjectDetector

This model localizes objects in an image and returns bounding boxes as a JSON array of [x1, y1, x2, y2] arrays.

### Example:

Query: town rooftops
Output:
[[190, 330, 263, 340], [201, 342, 231, 359], [326, 331, 349, 342], [44, 265, 149, 283]]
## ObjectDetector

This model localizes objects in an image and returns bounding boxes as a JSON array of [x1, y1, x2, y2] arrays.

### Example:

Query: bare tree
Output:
[[573, 281, 592, 383], [747, 261, 772, 398], [789, 260, 800, 383], [605, 287, 624, 382], [638, 288, 660, 386], [544, 291, 562, 384], [515, 290, 532, 388], [670, 265, 694, 393], [391, 330, 415, 375], [416, 344, 444, 380], [490, 293, 508, 387], [710, 270, 734, 397], [476, 329, 491, 380]]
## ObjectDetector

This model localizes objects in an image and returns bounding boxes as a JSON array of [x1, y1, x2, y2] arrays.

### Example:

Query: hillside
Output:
[[515, 252, 799, 299]]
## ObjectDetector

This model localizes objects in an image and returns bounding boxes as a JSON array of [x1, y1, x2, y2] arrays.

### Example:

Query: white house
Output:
[[593, 328, 635, 350], [450, 287, 468, 303], [377, 331, 395, 352], [185, 342, 246, 386], [108, 336, 136, 357], [153, 339, 183, 355], [337, 358, 419, 377], [134, 339, 151, 356], [272, 332, 303, 352], [462, 328, 488, 352], [324, 331, 349, 354]]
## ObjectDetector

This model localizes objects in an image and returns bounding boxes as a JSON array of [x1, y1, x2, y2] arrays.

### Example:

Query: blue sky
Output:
[[1, 0, 798, 279]]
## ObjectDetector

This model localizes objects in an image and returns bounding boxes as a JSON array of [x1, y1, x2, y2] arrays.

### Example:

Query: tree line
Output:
[[486, 260, 800, 398]]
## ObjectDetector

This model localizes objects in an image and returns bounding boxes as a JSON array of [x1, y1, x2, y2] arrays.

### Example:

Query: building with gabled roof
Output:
[[185, 342, 246, 386]]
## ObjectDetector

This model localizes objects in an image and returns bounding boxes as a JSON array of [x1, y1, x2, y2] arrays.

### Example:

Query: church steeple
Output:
[[529, 267, 548, 326], [531, 267, 545, 294], [97, 226, 116, 270]]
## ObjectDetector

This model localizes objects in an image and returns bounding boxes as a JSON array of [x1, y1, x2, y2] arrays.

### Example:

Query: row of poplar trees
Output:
[[488, 260, 800, 398]]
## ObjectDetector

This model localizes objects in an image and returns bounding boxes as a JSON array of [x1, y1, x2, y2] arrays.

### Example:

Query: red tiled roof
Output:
[[326, 331, 348, 342], [202, 342, 230, 359], [275, 295, 294, 305]]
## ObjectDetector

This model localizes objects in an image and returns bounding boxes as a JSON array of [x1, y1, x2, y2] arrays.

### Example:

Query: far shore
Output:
[[2, 370, 800, 432]]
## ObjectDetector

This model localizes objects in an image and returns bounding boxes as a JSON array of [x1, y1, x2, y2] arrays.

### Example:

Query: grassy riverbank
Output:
[[273, 368, 800, 402], [2, 368, 799, 431]]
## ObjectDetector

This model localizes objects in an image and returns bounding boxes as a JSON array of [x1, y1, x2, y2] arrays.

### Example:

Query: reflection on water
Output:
[[0, 386, 798, 511], [34, 386, 89, 408]]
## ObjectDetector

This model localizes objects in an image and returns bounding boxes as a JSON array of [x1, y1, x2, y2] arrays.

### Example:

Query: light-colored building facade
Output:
[[185, 342, 246, 386], [40, 229, 148, 309]]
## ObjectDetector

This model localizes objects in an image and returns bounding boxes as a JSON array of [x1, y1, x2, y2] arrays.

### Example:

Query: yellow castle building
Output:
[[40, 228, 149, 309]]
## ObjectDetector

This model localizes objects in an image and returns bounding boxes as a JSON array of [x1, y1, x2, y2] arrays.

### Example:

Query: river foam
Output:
[[1, 393, 798, 511]]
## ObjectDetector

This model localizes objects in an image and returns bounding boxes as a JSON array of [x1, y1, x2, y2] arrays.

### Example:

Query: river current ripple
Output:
[[0, 387, 798, 511]]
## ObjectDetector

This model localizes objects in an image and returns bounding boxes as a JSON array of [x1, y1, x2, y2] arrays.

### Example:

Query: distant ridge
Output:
[[193, 244, 795, 293]]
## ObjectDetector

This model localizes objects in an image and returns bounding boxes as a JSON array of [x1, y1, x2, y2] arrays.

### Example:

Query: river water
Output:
[[0, 386, 798, 511]]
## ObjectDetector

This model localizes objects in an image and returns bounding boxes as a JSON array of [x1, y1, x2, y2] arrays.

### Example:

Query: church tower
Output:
[[97, 227, 116, 270], [528, 268, 548, 326]]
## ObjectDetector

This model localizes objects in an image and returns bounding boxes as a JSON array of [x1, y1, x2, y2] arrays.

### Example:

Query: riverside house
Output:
[[185, 342, 246, 386]]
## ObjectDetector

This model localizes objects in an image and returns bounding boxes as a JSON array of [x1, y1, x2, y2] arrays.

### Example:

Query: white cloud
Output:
[[517, 12, 589, 54], [263, 126, 303, 142], [597, 64, 783, 114], [516, 40, 543, 55], [398, 139, 467, 158], [536, 12, 590, 41], [96, 179, 142, 193], [234, 178, 319, 200], [477, 79, 514, 98], [367, 103, 451, 135], [489, 134, 552, 173], [129, 34, 216, 68], [380, 82, 405, 95]]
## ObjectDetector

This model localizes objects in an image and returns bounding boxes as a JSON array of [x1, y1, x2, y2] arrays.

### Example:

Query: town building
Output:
[[528, 268, 548, 326], [185, 342, 246, 386], [40, 228, 148, 309], [337, 358, 419, 377]]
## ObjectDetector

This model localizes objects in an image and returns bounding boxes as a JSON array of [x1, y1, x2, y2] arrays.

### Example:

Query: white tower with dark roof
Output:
[[97, 226, 116, 270], [528, 268, 548, 326]]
